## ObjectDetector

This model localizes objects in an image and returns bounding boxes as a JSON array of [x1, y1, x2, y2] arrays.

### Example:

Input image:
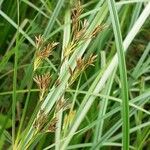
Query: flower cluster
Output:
[[32, 0, 106, 137], [33, 73, 51, 101]]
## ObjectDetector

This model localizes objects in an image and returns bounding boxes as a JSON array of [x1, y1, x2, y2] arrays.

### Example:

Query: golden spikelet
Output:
[[63, 110, 76, 130], [34, 57, 42, 71], [64, 42, 77, 58]]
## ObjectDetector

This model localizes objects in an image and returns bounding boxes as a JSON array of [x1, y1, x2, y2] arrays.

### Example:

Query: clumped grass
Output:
[[0, 0, 150, 150]]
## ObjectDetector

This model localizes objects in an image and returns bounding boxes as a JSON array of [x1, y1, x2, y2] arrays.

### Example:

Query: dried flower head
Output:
[[68, 66, 81, 86], [72, 1, 82, 18], [33, 73, 51, 101], [76, 55, 97, 71], [33, 73, 51, 90]]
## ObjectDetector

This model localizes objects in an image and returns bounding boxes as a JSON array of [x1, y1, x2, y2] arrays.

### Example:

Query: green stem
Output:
[[12, 0, 19, 148]]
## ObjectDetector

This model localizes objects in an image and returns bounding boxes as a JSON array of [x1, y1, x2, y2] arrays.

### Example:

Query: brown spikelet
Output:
[[36, 42, 59, 59], [33, 73, 51, 101], [33, 110, 47, 131], [76, 57, 85, 70], [72, 1, 83, 36], [74, 19, 88, 41], [46, 117, 57, 132], [34, 41, 58, 71], [69, 54, 97, 85], [56, 98, 71, 113], [91, 24, 107, 38], [68, 57, 85, 85], [33, 73, 51, 91], [87, 54, 97, 66]]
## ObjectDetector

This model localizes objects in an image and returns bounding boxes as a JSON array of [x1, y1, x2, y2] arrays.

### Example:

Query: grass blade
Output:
[[43, 0, 65, 38], [107, 0, 129, 149]]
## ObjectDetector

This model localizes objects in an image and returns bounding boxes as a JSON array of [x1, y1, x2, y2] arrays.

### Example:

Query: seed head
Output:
[[76, 57, 85, 71], [33, 73, 51, 91]]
